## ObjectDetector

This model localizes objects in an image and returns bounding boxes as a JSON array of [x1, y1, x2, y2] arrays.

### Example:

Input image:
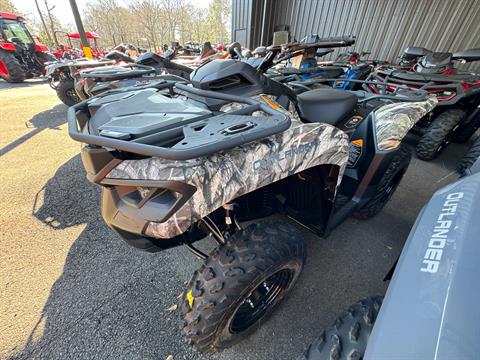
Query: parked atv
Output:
[[0, 12, 55, 82], [367, 47, 480, 160], [332, 51, 388, 90], [74, 52, 193, 100], [181, 41, 201, 56], [300, 169, 480, 359], [266, 35, 356, 89], [68, 37, 436, 353], [397, 46, 432, 69], [267, 35, 378, 92], [46, 50, 134, 105]]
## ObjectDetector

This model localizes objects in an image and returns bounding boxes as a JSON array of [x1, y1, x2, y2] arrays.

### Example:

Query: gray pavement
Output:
[[0, 80, 469, 360]]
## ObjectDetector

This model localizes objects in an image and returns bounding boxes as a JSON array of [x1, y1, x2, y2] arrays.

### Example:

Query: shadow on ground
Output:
[[0, 104, 67, 157], [11, 155, 202, 360]]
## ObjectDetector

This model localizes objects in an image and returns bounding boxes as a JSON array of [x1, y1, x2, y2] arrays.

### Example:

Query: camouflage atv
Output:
[[68, 40, 436, 353]]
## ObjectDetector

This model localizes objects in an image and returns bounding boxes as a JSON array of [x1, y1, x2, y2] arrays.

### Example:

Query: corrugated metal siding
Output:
[[232, 0, 480, 72]]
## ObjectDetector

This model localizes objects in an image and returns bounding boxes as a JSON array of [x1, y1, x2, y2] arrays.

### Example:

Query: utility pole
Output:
[[33, 0, 53, 45], [68, 0, 93, 59]]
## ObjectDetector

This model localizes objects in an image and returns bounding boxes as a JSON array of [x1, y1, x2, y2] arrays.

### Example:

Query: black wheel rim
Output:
[[229, 268, 294, 334], [436, 137, 450, 154]]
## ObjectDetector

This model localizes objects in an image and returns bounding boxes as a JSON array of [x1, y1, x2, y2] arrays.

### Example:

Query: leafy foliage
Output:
[[82, 0, 231, 50], [0, 0, 18, 13]]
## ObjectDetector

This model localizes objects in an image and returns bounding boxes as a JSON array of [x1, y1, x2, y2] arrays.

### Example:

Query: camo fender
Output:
[[375, 96, 437, 150], [107, 120, 349, 239]]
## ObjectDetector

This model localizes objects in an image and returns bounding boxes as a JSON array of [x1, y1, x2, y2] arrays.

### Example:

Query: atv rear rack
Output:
[[366, 70, 480, 105], [287, 77, 430, 102], [80, 63, 156, 81], [68, 82, 291, 160]]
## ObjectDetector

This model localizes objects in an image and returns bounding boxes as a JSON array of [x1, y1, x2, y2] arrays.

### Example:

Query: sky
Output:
[[14, 0, 212, 28]]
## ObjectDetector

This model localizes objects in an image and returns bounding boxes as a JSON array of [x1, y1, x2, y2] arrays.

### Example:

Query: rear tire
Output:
[[416, 109, 465, 160], [354, 145, 411, 220], [0, 50, 26, 83], [56, 78, 81, 106], [180, 221, 306, 354], [457, 137, 480, 176], [299, 296, 382, 360]]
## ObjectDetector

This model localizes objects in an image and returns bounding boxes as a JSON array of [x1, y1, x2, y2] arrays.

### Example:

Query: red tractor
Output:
[[0, 12, 55, 83]]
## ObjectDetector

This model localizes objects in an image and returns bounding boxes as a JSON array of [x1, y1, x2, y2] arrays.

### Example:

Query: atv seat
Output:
[[137, 52, 193, 74], [314, 66, 345, 78], [105, 50, 135, 63], [297, 88, 357, 125], [452, 48, 480, 62], [403, 46, 431, 61]]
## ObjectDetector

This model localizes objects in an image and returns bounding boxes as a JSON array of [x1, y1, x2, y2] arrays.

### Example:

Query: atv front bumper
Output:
[[81, 145, 195, 253]]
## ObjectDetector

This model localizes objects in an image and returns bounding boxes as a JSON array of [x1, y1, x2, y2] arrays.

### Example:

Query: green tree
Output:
[[0, 0, 17, 13], [206, 0, 231, 44]]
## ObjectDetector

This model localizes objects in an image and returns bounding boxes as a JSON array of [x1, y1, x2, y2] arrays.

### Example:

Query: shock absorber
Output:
[[223, 202, 241, 234]]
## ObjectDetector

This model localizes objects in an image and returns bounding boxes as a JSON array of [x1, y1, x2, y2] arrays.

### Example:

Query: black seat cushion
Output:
[[316, 66, 345, 78], [452, 48, 480, 62], [105, 50, 135, 63], [297, 88, 357, 126]]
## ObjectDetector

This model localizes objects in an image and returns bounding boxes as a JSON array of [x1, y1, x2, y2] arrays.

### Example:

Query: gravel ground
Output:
[[0, 79, 468, 360]]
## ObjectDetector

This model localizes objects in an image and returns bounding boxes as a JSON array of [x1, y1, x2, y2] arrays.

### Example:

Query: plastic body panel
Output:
[[365, 172, 480, 360]]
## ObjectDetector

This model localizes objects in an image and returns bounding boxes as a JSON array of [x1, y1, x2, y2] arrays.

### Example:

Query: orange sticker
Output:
[[260, 95, 281, 110], [351, 139, 363, 147]]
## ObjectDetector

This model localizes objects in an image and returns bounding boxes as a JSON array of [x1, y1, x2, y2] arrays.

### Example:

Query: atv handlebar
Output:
[[258, 36, 356, 72]]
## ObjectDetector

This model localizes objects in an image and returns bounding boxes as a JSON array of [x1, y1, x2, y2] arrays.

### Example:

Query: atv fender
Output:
[[365, 172, 480, 359], [338, 96, 437, 204], [105, 119, 349, 239], [374, 95, 437, 150]]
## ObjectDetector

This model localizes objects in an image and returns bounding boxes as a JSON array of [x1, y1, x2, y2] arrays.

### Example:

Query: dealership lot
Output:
[[0, 80, 468, 359]]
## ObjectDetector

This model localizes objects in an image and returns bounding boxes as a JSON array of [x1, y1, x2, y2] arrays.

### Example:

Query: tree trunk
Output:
[[34, 0, 53, 44], [44, 0, 59, 46]]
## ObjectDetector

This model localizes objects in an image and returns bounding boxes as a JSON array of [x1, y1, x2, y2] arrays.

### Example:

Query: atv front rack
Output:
[[68, 82, 291, 160]]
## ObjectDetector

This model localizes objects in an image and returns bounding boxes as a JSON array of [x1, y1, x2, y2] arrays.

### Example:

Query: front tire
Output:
[[0, 50, 26, 83], [354, 145, 411, 220], [180, 221, 306, 354], [56, 78, 81, 106], [300, 296, 382, 360], [416, 109, 465, 160]]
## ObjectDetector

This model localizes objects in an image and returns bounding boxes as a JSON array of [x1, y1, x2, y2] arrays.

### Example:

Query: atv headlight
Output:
[[118, 186, 179, 210], [103, 181, 197, 224]]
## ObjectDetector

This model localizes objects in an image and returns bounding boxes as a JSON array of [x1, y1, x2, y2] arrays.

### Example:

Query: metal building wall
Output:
[[232, 0, 480, 72]]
